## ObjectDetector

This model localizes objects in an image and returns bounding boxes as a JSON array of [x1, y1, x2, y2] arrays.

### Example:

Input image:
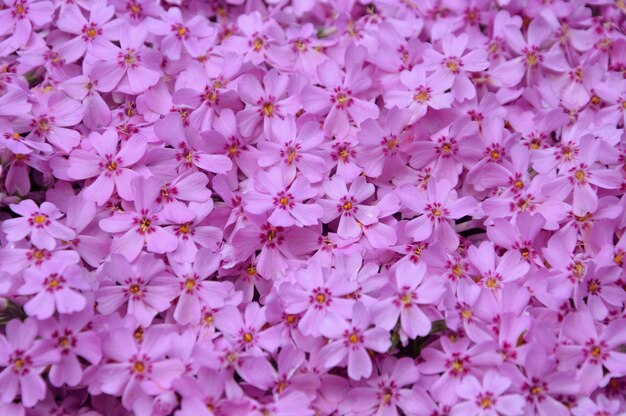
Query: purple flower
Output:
[[319, 302, 391, 380], [67, 129, 146, 205], [18, 259, 88, 319], [0, 319, 59, 407], [3, 200, 75, 250], [97, 253, 177, 326]]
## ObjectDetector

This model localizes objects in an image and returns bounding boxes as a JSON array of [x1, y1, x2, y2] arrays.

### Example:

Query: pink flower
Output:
[[319, 302, 391, 380], [236, 69, 296, 139], [356, 107, 412, 179], [154, 112, 232, 175], [40, 311, 102, 387], [492, 16, 568, 87], [164, 201, 223, 264], [408, 117, 479, 187], [503, 348, 579, 416], [225, 11, 286, 65], [423, 33, 489, 101], [280, 24, 328, 79], [89, 24, 162, 94], [400, 179, 478, 249], [97, 253, 177, 326], [450, 371, 525, 416], [172, 57, 243, 131], [154, 171, 212, 223], [67, 129, 146, 205], [302, 45, 379, 139], [215, 303, 283, 355], [421, 336, 500, 404], [545, 137, 622, 217], [279, 262, 357, 336], [147, 7, 213, 60], [58, 73, 111, 129], [26, 92, 84, 153], [318, 176, 380, 239], [170, 249, 234, 326], [0, 117, 50, 155], [383, 66, 453, 123], [244, 167, 323, 228], [99, 327, 184, 408], [572, 395, 622, 416], [257, 115, 327, 183], [200, 108, 259, 179], [558, 312, 626, 394], [18, 259, 88, 319], [467, 241, 530, 294], [56, 2, 117, 63], [98, 176, 179, 261], [3, 200, 75, 250], [0, 318, 59, 407], [229, 220, 319, 280], [96, 254, 176, 325], [341, 357, 423, 416], [373, 261, 445, 339], [0, 0, 54, 54]]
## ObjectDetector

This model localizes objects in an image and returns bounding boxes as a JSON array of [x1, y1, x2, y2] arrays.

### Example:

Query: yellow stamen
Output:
[[414, 90, 429, 103], [485, 277, 500, 289], [400, 293, 412, 305], [480, 397, 492, 409], [37, 120, 49, 131], [139, 218, 151, 232], [336, 93, 349, 105], [133, 361, 145, 373], [386, 139, 399, 150], [134, 327, 144, 340], [253, 38, 264, 51], [574, 169, 585, 182], [14, 358, 25, 370]]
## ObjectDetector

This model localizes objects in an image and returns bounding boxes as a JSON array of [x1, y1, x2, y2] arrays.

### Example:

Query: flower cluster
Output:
[[1, 0, 626, 415]]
